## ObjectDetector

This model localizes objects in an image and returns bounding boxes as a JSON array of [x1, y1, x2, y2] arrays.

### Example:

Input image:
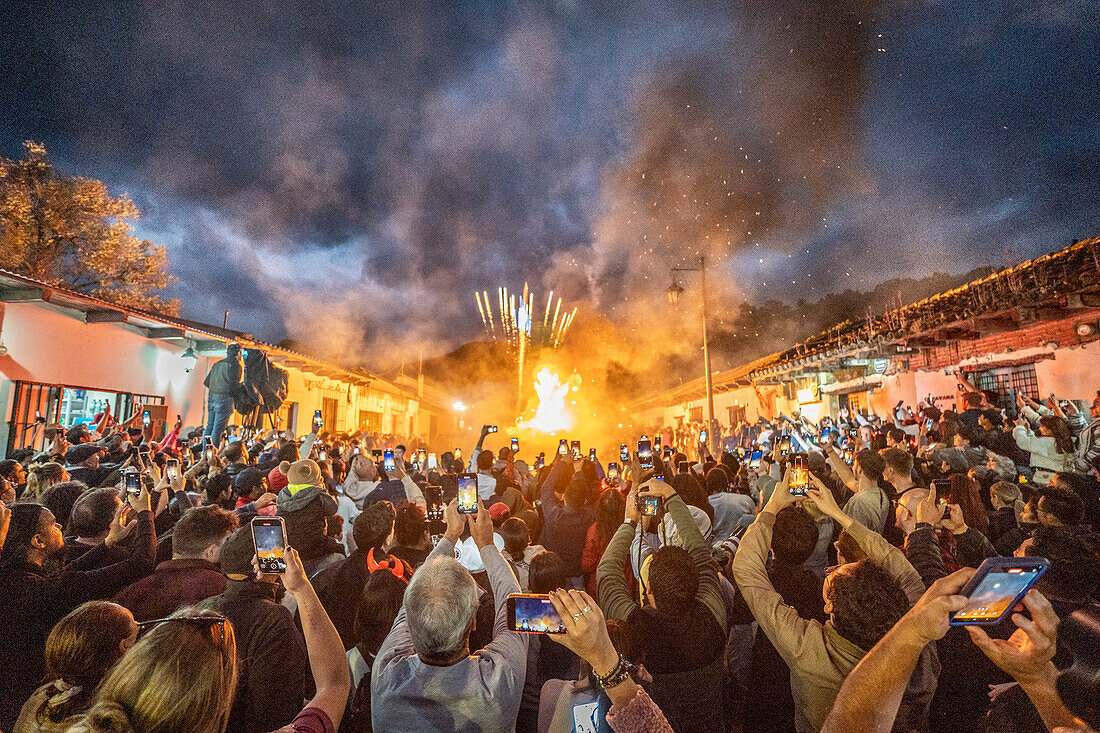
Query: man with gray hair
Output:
[[372, 499, 527, 732]]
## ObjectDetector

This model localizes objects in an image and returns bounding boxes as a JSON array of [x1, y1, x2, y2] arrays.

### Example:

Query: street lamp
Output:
[[668, 255, 716, 453], [665, 280, 685, 306]]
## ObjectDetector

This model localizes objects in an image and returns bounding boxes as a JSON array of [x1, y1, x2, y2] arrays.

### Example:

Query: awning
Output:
[[821, 374, 885, 396], [958, 348, 1055, 372]]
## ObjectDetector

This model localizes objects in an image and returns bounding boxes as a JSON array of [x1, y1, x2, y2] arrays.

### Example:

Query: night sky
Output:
[[2, 0, 1097, 366]]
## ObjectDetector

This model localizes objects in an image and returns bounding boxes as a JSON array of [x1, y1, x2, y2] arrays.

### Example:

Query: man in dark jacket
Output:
[[276, 458, 342, 576], [539, 458, 595, 583], [115, 504, 238, 620], [0, 490, 157, 731], [309, 501, 412, 648], [203, 342, 242, 446], [64, 443, 116, 488], [203, 526, 308, 733]]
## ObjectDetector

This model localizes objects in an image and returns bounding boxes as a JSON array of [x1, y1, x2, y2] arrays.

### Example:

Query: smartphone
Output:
[[638, 494, 663, 516], [653, 436, 662, 451], [607, 462, 620, 480], [789, 457, 809, 497], [949, 557, 1049, 626], [820, 427, 830, 443], [384, 450, 396, 472], [203, 436, 213, 449], [142, 410, 151, 427], [677, 460, 692, 474], [925, 418, 934, 431], [699, 429, 708, 444], [251, 517, 288, 574], [570, 440, 581, 460], [457, 472, 478, 514], [511, 437, 519, 452], [454, 447, 463, 462], [353, 447, 361, 456], [842, 448, 854, 465], [417, 448, 427, 465], [372, 449, 383, 459], [506, 593, 565, 634], [427, 453, 438, 470], [558, 439, 569, 457], [313, 410, 323, 429], [749, 450, 763, 469], [165, 458, 180, 480], [124, 470, 141, 495], [535, 454, 545, 470], [779, 435, 791, 456], [932, 478, 952, 504], [620, 444, 629, 462], [487, 425, 498, 433], [426, 503, 445, 522], [588, 448, 597, 461], [638, 439, 653, 471]]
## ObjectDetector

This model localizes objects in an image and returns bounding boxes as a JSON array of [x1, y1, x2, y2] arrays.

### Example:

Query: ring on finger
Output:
[[571, 613, 582, 621]]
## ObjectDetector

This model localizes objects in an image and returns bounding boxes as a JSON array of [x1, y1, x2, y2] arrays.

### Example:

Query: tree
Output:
[[0, 140, 178, 314]]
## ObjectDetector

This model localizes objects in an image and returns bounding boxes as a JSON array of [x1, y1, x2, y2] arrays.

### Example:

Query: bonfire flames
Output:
[[518, 367, 574, 434]]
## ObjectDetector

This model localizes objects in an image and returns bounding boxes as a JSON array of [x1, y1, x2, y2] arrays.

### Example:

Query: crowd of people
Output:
[[0, 365, 1098, 733]]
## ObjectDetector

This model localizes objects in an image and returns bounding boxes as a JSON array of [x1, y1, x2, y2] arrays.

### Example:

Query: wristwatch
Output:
[[625, 519, 638, 530]]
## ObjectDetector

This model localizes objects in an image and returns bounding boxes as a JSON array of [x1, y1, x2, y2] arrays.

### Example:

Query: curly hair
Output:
[[648, 545, 698, 615], [828, 560, 911, 651], [1040, 416, 1076, 455]]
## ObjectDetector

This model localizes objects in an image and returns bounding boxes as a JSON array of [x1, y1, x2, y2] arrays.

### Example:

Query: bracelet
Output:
[[594, 654, 633, 689]]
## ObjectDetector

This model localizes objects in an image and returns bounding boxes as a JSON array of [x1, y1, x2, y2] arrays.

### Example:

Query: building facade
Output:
[[0, 270, 459, 456], [632, 237, 1100, 433]]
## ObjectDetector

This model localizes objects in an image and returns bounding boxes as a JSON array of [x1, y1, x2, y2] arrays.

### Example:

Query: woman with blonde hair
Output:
[[23, 463, 69, 502], [67, 608, 237, 733]]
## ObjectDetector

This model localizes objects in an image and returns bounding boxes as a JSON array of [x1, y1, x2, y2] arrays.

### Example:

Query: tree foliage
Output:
[[0, 141, 177, 314]]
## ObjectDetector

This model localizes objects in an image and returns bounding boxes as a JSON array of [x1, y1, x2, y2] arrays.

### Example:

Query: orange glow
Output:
[[519, 367, 573, 434]]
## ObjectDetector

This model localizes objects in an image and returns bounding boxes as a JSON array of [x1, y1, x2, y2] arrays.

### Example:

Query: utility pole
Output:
[[667, 255, 717, 454]]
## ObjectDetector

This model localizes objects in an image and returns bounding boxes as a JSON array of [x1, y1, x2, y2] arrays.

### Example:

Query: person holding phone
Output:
[[272, 459, 342, 573], [595, 476, 728, 732], [372, 500, 529, 732], [0, 486, 157, 731], [732, 470, 932, 733]]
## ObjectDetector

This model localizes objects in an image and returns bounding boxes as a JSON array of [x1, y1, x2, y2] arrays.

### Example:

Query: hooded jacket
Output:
[[276, 483, 339, 565]]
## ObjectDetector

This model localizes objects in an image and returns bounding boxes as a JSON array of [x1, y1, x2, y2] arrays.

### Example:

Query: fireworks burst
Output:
[[475, 284, 576, 351]]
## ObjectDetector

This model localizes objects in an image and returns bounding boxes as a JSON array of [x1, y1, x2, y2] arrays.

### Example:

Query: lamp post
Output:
[[666, 255, 716, 453]]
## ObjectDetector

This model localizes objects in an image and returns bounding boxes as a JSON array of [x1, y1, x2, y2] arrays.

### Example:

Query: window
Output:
[[727, 404, 746, 426], [6, 382, 165, 455], [689, 407, 703, 422], [359, 410, 382, 432], [971, 363, 1039, 418]]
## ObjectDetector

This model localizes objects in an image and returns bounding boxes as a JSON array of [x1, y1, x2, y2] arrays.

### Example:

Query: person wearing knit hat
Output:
[[488, 501, 511, 526], [203, 526, 309, 732], [275, 459, 340, 574]]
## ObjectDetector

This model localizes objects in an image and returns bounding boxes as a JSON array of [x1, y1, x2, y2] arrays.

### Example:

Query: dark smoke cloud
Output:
[[1, 0, 1096, 371]]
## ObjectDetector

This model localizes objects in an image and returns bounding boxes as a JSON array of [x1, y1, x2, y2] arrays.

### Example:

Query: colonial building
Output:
[[0, 269, 460, 456], [632, 237, 1100, 430]]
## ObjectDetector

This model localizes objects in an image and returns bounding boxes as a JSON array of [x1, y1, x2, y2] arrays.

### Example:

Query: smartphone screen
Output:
[[252, 517, 287, 574], [749, 450, 762, 469], [454, 448, 463, 461], [313, 410, 323, 429], [932, 478, 952, 504], [142, 410, 151, 427], [950, 560, 1047, 625], [165, 459, 180, 480], [640, 495, 662, 516], [620, 444, 629, 462], [779, 435, 791, 455], [637, 439, 653, 470], [428, 453, 438, 470], [384, 450, 396, 471], [699, 429, 708, 443], [789, 457, 809, 497], [457, 473, 478, 514], [507, 594, 565, 634], [607, 462, 620, 480], [558, 439, 569, 457], [570, 440, 581, 460], [588, 448, 596, 461], [653, 436, 662, 451], [124, 471, 141, 494], [510, 437, 519, 452]]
